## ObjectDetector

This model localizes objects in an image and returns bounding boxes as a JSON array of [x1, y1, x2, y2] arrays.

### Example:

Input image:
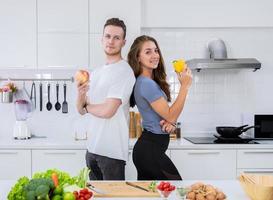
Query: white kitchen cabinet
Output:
[[89, 34, 104, 68], [237, 149, 273, 176], [32, 150, 86, 176], [142, 0, 273, 28], [237, 149, 273, 169], [37, 0, 88, 33], [170, 149, 237, 180], [0, 0, 36, 68], [89, 0, 140, 34], [38, 33, 88, 68], [125, 150, 137, 180], [0, 150, 31, 180], [37, 0, 88, 68]]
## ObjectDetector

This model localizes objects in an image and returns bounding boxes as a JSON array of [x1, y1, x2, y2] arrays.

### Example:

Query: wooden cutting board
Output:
[[90, 181, 160, 198]]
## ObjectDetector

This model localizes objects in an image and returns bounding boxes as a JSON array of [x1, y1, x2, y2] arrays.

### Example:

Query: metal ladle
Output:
[[46, 83, 52, 111], [55, 83, 61, 111]]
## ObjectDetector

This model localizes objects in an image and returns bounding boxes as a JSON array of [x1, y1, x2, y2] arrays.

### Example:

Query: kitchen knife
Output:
[[125, 181, 150, 192], [86, 182, 107, 195]]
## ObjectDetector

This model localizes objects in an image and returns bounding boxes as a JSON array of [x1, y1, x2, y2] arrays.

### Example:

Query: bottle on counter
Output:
[[135, 112, 143, 138], [176, 122, 181, 139], [129, 111, 136, 138]]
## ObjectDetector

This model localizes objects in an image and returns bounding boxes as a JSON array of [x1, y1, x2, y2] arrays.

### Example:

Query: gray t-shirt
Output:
[[134, 75, 167, 134]]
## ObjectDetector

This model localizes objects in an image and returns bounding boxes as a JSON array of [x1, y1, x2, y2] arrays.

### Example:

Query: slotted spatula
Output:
[[62, 83, 68, 113]]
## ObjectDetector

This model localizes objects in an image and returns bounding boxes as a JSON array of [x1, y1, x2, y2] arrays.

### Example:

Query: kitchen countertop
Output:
[[1, 180, 250, 200], [0, 136, 273, 150]]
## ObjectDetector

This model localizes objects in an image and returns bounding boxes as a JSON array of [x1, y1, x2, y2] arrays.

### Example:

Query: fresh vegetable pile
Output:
[[7, 168, 92, 200]]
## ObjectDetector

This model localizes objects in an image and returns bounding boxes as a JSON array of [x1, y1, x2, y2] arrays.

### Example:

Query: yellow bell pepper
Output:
[[172, 59, 186, 73]]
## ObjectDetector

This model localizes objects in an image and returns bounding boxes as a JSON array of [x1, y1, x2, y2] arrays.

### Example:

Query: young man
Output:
[[76, 18, 135, 180]]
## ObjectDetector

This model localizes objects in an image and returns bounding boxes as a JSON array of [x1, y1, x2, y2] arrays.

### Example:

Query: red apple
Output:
[[75, 70, 90, 85]]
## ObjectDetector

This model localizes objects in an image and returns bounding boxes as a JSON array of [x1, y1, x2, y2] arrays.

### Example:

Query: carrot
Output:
[[51, 172, 59, 187]]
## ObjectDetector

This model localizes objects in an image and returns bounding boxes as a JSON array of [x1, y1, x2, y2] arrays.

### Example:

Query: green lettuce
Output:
[[7, 176, 29, 200]]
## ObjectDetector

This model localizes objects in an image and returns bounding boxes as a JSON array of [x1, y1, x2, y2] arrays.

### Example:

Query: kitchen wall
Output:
[[1, 0, 273, 138]]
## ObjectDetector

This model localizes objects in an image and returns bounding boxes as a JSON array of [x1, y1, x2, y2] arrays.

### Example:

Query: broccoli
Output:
[[36, 185, 50, 199], [25, 191, 35, 200], [23, 178, 54, 200]]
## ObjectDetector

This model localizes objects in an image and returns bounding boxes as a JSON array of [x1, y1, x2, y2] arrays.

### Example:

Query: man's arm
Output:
[[85, 98, 122, 119]]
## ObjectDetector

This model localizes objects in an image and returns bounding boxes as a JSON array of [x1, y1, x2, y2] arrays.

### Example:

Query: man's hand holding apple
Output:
[[75, 70, 90, 107]]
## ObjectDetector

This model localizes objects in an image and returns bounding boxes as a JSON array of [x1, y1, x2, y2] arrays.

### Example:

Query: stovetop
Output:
[[184, 135, 259, 144]]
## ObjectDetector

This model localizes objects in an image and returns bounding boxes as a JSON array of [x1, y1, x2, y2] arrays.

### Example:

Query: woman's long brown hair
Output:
[[127, 35, 171, 102]]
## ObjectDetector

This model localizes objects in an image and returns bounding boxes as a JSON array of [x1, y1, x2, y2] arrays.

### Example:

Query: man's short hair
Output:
[[104, 18, 127, 39]]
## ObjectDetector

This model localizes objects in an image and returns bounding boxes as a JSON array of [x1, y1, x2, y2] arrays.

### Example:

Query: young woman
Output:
[[127, 35, 192, 180]]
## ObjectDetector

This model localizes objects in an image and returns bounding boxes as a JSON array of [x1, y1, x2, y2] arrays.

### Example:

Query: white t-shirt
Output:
[[86, 60, 135, 161]]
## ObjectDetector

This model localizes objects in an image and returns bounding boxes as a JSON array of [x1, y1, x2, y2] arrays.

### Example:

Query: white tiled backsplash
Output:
[[1, 27, 273, 139]]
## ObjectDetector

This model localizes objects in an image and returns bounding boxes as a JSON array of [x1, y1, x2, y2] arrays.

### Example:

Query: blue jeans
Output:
[[85, 151, 125, 180]]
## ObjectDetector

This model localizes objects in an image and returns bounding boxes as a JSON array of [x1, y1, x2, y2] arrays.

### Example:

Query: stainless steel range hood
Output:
[[187, 58, 261, 72], [186, 39, 261, 72]]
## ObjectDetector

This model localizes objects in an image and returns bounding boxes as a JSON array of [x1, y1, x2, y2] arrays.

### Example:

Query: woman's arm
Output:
[[150, 67, 192, 124]]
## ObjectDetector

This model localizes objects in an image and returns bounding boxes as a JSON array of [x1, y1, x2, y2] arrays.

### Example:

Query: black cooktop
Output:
[[184, 135, 259, 144]]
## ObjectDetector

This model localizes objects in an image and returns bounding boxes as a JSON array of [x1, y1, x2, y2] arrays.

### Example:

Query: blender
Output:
[[13, 99, 31, 139]]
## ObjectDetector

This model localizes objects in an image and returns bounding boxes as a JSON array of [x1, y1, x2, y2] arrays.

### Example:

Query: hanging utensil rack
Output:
[[0, 77, 74, 82]]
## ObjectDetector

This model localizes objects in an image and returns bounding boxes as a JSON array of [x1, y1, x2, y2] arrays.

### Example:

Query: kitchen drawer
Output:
[[171, 149, 237, 180], [237, 168, 273, 176], [237, 149, 273, 169], [0, 150, 31, 180], [32, 150, 86, 176]]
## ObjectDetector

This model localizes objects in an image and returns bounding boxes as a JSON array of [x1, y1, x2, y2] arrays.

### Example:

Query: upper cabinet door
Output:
[[38, 33, 88, 68], [38, 0, 88, 33], [142, 0, 273, 28], [0, 0, 36, 68], [37, 0, 89, 68], [89, 0, 141, 35]]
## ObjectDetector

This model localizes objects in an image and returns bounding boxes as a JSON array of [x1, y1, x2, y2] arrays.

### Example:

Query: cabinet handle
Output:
[[244, 151, 273, 154], [187, 151, 220, 155], [44, 152, 77, 155], [243, 171, 273, 174], [0, 152, 18, 155]]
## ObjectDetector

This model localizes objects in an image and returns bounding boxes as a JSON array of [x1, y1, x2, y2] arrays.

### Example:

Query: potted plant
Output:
[[1, 82, 17, 103]]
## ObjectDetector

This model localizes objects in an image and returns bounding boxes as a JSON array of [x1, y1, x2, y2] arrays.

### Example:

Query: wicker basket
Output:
[[239, 174, 273, 200]]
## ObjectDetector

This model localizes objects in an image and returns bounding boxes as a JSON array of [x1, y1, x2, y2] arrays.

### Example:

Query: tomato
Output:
[[169, 185, 175, 191], [85, 194, 91, 199], [163, 182, 170, 189], [81, 188, 89, 194]]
